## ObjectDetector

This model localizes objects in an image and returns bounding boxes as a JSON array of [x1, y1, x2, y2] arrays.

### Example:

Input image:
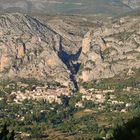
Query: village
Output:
[[8, 81, 116, 104], [9, 83, 137, 110], [10, 83, 120, 107], [10, 85, 72, 104]]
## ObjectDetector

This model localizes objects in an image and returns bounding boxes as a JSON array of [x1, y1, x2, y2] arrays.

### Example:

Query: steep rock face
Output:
[[79, 16, 140, 82], [0, 13, 81, 89], [82, 31, 92, 54], [0, 13, 140, 88]]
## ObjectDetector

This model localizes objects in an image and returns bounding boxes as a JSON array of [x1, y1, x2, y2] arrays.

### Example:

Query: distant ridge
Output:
[[0, 0, 138, 16]]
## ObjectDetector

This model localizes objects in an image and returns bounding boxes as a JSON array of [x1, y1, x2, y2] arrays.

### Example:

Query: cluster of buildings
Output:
[[10, 86, 72, 104], [80, 87, 115, 103], [9, 84, 116, 106], [9, 83, 136, 112]]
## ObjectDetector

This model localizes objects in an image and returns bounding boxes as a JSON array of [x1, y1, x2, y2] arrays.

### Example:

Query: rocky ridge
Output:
[[0, 13, 82, 90], [0, 13, 140, 90], [0, 0, 136, 16], [79, 15, 140, 82]]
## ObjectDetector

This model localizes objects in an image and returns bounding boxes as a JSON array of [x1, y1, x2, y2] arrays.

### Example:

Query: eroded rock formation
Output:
[[0, 13, 140, 90]]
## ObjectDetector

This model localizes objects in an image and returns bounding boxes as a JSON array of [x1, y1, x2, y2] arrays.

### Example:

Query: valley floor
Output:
[[0, 69, 140, 140]]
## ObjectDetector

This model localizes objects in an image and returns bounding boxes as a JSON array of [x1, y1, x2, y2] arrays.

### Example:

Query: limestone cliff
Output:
[[79, 16, 140, 82], [0, 13, 80, 89], [0, 13, 140, 89]]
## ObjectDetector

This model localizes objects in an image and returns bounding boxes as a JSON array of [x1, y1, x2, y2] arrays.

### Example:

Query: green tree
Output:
[[111, 115, 140, 140], [8, 130, 15, 140], [0, 124, 9, 140]]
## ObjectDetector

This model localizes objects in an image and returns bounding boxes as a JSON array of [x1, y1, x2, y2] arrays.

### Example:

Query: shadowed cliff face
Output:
[[57, 37, 82, 91]]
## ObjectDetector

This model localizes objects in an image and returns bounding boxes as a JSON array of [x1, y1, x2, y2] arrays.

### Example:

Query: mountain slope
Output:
[[0, 0, 134, 16], [0, 13, 140, 90], [122, 0, 140, 9], [78, 15, 140, 82], [0, 13, 82, 90]]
